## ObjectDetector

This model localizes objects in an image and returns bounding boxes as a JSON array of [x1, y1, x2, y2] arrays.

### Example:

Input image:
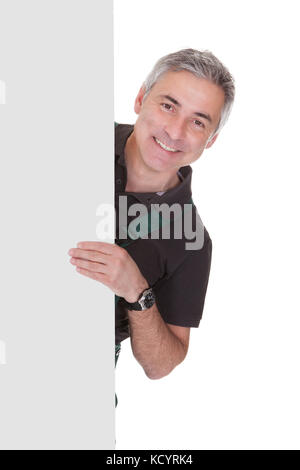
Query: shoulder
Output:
[[114, 122, 134, 139]]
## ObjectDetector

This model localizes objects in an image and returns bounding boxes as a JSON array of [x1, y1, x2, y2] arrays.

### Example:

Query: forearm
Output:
[[127, 302, 186, 380]]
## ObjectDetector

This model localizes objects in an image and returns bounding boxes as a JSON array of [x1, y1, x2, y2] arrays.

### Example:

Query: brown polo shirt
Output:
[[115, 123, 212, 345]]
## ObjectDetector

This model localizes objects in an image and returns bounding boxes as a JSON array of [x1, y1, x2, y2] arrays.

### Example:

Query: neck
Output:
[[124, 131, 181, 193]]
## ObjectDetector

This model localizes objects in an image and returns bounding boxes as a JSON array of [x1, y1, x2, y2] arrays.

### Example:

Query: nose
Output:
[[164, 116, 186, 142]]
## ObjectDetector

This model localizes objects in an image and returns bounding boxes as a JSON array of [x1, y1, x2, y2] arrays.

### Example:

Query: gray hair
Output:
[[142, 48, 235, 140]]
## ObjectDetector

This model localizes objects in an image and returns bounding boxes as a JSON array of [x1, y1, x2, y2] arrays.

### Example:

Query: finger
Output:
[[76, 241, 115, 254], [76, 267, 110, 286], [70, 257, 108, 273], [68, 248, 109, 264]]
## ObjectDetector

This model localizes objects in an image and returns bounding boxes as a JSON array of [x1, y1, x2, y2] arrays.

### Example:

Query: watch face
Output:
[[143, 290, 155, 309]]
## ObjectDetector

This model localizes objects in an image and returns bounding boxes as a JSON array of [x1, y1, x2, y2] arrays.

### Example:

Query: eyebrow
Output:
[[159, 94, 212, 123]]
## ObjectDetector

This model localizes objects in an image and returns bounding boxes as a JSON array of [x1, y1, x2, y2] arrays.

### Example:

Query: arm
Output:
[[127, 302, 190, 380], [126, 280, 190, 380]]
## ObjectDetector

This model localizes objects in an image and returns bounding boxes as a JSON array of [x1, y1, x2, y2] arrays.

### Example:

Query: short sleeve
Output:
[[154, 236, 212, 327]]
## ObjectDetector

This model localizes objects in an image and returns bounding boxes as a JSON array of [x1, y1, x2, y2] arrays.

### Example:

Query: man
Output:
[[68, 49, 235, 406]]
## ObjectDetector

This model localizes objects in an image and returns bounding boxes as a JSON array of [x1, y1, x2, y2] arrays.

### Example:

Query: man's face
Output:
[[132, 70, 225, 172]]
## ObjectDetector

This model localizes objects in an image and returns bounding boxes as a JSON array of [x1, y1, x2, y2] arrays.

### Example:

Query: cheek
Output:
[[185, 139, 206, 162], [136, 112, 153, 131], [189, 137, 204, 152], [137, 114, 162, 142], [140, 105, 163, 124], [143, 111, 160, 128]]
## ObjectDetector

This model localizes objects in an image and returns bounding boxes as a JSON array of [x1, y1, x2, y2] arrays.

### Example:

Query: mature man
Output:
[[68, 49, 235, 406]]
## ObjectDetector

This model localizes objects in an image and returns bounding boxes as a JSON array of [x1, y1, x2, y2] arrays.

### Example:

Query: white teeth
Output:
[[155, 137, 177, 152]]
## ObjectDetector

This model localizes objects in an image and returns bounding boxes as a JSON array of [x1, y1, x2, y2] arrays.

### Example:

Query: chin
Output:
[[144, 150, 172, 169]]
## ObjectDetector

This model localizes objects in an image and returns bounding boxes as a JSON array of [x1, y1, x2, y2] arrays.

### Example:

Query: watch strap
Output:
[[120, 287, 155, 311]]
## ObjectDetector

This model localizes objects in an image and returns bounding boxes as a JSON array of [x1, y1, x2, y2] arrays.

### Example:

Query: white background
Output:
[[114, 0, 300, 450]]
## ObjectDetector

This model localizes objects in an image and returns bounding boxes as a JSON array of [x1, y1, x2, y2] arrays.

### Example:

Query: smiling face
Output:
[[131, 70, 225, 174]]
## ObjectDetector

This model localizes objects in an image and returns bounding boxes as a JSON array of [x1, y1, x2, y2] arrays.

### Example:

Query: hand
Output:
[[68, 241, 149, 303]]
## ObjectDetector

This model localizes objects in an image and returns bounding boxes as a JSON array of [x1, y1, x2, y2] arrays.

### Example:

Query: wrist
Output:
[[124, 278, 149, 303]]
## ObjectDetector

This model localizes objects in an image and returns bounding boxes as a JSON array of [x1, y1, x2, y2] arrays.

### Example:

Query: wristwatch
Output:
[[120, 287, 156, 311]]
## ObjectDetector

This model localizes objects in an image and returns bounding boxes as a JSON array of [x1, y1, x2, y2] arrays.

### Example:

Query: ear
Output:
[[205, 133, 219, 149], [134, 84, 147, 114]]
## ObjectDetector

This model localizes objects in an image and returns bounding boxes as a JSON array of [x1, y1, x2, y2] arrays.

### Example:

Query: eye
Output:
[[160, 103, 173, 111], [193, 119, 204, 128]]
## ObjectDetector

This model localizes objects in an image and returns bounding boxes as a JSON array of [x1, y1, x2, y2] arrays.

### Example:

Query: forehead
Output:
[[149, 70, 225, 121]]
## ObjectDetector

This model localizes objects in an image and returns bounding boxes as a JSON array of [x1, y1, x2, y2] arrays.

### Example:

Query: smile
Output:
[[154, 137, 179, 153]]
